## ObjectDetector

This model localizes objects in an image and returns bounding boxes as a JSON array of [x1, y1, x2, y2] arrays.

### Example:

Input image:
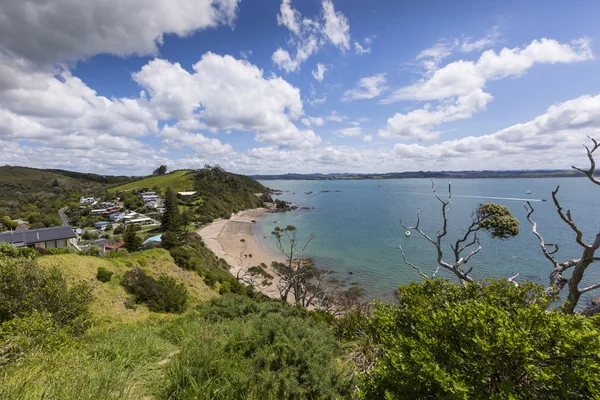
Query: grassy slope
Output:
[[38, 249, 218, 326], [108, 170, 196, 193]]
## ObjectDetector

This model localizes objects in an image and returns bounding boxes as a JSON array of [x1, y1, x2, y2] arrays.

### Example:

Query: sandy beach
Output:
[[197, 208, 283, 299]]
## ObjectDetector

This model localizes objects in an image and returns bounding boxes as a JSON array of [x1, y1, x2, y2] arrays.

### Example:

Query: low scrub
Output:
[[121, 267, 188, 313], [96, 267, 113, 283]]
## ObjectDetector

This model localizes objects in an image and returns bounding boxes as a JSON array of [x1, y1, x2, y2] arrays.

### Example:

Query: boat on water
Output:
[[526, 190, 532, 194], [405, 230, 411, 237]]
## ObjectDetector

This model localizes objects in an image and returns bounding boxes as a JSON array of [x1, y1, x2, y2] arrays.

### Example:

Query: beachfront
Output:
[[197, 208, 283, 299]]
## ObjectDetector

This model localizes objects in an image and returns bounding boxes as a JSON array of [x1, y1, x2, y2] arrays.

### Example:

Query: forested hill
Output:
[[0, 166, 133, 226], [251, 169, 593, 180], [109, 167, 269, 221]]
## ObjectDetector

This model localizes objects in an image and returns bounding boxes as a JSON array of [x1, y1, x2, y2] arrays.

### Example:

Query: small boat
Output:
[[378, 184, 381, 188], [405, 230, 411, 237], [526, 190, 532, 194]]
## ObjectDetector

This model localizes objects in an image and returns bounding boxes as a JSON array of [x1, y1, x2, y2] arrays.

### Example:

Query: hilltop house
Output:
[[178, 191, 197, 199], [94, 221, 110, 230], [0, 226, 76, 249]]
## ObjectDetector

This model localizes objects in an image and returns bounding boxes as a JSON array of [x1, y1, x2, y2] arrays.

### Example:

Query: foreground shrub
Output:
[[357, 279, 600, 399], [0, 243, 38, 260], [162, 311, 353, 399], [198, 293, 306, 322], [96, 267, 113, 283], [121, 268, 188, 313], [0, 258, 93, 329]]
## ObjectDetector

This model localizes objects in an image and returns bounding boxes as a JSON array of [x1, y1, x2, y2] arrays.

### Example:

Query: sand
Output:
[[197, 208, 283, 299]]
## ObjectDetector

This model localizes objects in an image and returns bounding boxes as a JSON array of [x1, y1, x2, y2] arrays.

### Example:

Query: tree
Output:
[[152, 165, 167, 176], [123, 224, 142, 252], [161, 187, 181, 233], [525, 136, 600, 314], [161, 230, 180, 250], [400, 182, 520, 283], [355, 279, 600, 399]]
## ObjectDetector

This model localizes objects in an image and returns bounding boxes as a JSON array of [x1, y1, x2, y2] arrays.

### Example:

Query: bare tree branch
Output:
[[551, 187, 587, 248], [399, 245, 429, 279], [524, 202, 559, 266], [572, 135, 600, 185], [579, 282, 600, 294], [507, 273, 520, 287]]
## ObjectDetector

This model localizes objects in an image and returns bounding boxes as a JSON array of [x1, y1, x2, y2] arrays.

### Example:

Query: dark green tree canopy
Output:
[[152, 165, 167, 176], [476, 203, 520, 238]]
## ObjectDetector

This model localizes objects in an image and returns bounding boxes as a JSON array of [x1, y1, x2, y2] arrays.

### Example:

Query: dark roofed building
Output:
[[0, 226, 76, 249]]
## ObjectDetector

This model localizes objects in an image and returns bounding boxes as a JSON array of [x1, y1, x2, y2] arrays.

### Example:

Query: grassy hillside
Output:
[[108, 170, 196, 193], [0, 166, 131, 225], [38, 249, 218, 326]]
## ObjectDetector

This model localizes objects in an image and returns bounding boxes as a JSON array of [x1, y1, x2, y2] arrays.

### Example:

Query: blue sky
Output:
[[0, 0, 599, 175]]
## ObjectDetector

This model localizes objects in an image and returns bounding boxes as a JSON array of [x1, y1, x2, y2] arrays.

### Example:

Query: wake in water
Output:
[[408, 192, 544, 202]]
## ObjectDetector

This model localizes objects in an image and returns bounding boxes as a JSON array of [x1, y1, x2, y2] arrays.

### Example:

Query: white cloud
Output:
[[301, 116, 325, 127], [134, 52, 320, 149], [343, 73, 387, 101], [335, 126, 362, 136], [379, 89, 493, 140], [159, 124, 234, 155], [325, 111, 347, 122], [380, 37, 593, 139], [0, 0, 240, 64], [416, 26, 501, 74], [272, 0, 351, 72], [354, 36, 373, 55], [362, 135, 373, 142], [312, 63, 328, 82], [392, 94, 600, 169], [321, 0, 351, 50], [277, 0, 301, 35]]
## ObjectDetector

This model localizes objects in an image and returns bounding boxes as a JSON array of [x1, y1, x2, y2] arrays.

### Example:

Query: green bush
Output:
[[96, 267, 113, 283], [161, 311, 353, 399], [199, 294, 305, 322], [356, 279, 600, 399], [0, 258, 93, 329], [121, 268, 188, 313], [0, 243, 38, 260]]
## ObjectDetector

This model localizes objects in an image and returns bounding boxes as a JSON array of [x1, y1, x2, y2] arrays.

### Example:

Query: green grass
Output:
[[37, 249, 219, 325], [109, 171, 196, 193]]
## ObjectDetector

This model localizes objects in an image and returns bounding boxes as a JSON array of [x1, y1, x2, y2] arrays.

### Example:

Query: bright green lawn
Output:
[[108, 171, 195, 193]]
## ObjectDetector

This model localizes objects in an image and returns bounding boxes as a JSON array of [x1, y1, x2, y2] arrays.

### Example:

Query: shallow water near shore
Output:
[[254, 178, 599, 303]]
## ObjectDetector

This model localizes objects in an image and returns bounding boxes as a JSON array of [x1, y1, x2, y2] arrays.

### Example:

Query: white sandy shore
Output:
[[197, 208, 283, 299]]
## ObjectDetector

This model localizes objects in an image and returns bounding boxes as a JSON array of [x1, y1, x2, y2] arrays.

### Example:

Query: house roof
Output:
[[0, 226, 76, 245], [178, 191, 196, 196], [105, 241, 125, 250]]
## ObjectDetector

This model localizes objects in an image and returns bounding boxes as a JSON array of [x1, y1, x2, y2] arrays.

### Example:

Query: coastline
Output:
[[196, 208, 284, 299]]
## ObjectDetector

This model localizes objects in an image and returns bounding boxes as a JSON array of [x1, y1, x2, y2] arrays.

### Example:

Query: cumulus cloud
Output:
[[272, 0, 351, 72], [343, 73, 387, 101], [301, 116, 325, 127], [134, 52, 320, 149], [325, 111, 348, 122], [362, 135, 373, 142], [392, 94, 600, 169], [159, 124, 234, 155], [0, 0, 240, 65], [312, 63, 328, 81], [335, 126, 362, 136], [380, 37, 593, 139]]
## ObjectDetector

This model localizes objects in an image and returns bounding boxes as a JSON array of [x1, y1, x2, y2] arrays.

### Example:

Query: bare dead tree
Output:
[[235, 238, 273, 289], [525, 136, 600, 315], [401, 181, 520, 284]]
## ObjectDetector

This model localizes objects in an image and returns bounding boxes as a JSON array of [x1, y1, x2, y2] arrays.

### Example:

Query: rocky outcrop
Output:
[[259, 192, 274, 203]]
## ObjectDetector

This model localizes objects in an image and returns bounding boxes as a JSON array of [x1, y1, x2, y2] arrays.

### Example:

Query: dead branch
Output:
[[572, 135, 600, 185]]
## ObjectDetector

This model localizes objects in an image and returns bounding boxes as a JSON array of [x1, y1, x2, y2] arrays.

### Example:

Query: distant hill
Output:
[[0, 166, 133, 225], [251, 169, 591, 180]]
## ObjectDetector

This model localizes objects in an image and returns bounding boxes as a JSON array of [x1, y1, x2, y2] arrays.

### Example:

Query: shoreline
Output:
[[196, 208, 284, 299]]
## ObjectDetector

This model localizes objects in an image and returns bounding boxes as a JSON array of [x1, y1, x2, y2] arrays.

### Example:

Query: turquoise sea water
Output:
[[254, 178, 599, 303]]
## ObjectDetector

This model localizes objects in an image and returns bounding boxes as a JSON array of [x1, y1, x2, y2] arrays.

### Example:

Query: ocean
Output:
[[254, 178, 599, 303]]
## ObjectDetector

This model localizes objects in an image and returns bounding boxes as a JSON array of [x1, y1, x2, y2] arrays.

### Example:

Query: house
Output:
[[80, 197, 95, 205], [0, 226, 76, 249], [127, 217, 154, 227], [90, 206, 119, 216], [109, 212, 126, 222], [105, 242, 125, 251], [95, 221, 110, 230], [177, 191, 197, 199], [15, 223, 29, 231]]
